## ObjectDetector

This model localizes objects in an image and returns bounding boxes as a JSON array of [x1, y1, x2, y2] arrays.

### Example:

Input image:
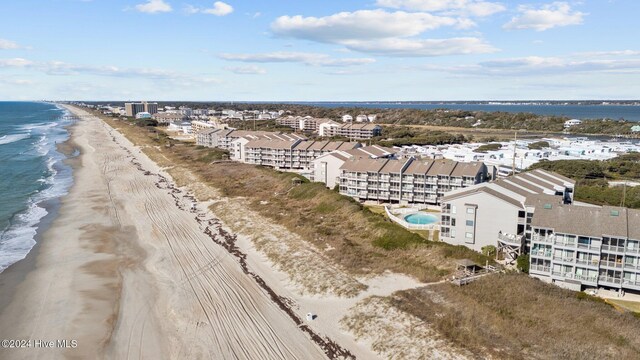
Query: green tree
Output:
[[516, 254, 530, 273], [481, 245, 497, 258]]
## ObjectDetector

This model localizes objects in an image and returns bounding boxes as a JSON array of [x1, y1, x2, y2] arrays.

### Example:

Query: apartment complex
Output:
[[276, 116, 341, 133], [326, 123, 382, 140], [243, 140, 361, 170], [528, 199, 640, 292], [311, 146, 397, 188], [338, 157, 487, 205], [440, 169, 575, 254], [125, 102, 158, 117], [196, 129, 304, 150]]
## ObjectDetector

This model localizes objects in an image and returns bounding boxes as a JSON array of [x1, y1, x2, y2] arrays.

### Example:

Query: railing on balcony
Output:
[[599, 276, 622, 285], [498, 233, 524, 246], [574, 274, 598, 283], [577, 243, 600, 251], [625, 247, 640, 255], [601, 244, 625, 253], [552, 271, 573, 279], [531, 250, 552, 258], [553, 256, 575, 263], [532, 234, 554, 243], [624, 263, 640, 271], [575, 259, 599, 267], [600, 260, 624, 269], [530, 265, 550, 273]]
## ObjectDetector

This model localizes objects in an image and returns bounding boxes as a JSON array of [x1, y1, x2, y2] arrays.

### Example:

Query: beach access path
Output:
[[0, 107, 329, 359]]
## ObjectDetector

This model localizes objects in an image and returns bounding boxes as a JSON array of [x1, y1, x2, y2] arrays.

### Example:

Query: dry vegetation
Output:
[[341, 296, 472, 360], [391, 274, 640, 360]]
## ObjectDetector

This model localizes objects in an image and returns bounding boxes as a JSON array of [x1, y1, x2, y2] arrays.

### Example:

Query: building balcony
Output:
[[574, 274, 598, 283], [552, 271, 573, 279], [599, 276, 622, 285], [553, 239, 576, 247], [531, 250, 552, 258], [577, 243, 600, 252], [530, 265, 551, 273], [625, 247, 640, 255], [601, 244, 625, 253], [532, 234, 554, 244], [575, 259, 600, 267], [498, 233, 524, 246], [600, 260, 624, 269], [624, 263, 640, 271], [553, 256, 575, 263]]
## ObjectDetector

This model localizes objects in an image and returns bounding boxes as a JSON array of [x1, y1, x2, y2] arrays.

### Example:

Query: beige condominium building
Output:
[[528, 198, 640, 292], [339, 157, 487, 205], [325, 123, 382, 140], [243, 139, 361, 170], [312, 145, 396, 189], [439, 169, 575, 255], [196, 129, 304, 153]]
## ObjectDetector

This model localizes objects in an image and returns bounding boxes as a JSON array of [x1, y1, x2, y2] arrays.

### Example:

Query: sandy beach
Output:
[[0, 107, 334, 359]]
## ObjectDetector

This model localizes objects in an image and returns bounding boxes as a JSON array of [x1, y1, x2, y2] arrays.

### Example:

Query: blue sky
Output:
[[1, 0, 639, 101]]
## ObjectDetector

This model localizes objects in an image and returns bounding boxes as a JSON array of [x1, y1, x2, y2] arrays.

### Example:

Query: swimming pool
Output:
[[404, 213, 439, 225]]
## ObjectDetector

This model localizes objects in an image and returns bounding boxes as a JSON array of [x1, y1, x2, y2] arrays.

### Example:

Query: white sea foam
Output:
[[0, 112, 73, 273], [0, 133, 30, 145]]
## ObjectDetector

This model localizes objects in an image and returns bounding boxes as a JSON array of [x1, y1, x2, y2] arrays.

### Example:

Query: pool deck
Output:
[[385, 206, 441, 231]]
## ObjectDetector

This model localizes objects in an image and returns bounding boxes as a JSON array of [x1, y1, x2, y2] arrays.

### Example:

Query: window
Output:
[[451, 218, 456, 226], [466, 207, 475, 214], [465, 232, 473, 239], [451, 229, 456, 238], [451, 205, 457, 214], [466, 220, 474, 227]]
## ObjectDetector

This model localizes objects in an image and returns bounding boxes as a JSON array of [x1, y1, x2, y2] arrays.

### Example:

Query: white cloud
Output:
[[345, 37, 497, 57], [0, 39, 20, 50], [504, 2, 585, 31], [135, 0, 172, 14], [219, 52, 376, 67], [270, 9, 497, 57], [0, 58, 33, 67], [271, 10, 469, 43], [0, 57, 220, 85], [376, 0, 506, 17], [420, 52, 640, 76], [225, 65, 267, 74], [188, 1, 233, 16]]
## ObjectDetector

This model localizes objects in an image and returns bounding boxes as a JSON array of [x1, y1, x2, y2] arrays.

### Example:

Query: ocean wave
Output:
[[0, 133, 30, 145], [0, 110, 73, 273]]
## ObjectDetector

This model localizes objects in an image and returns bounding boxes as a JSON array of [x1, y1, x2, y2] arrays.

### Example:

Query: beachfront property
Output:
[[153, 112, 188, 124], [243, 140, 362, 170], [312, 145, 396, 188], [439, 169, 575, 254], [276, 116, 339, 133], [325, 123, 382, 140], [190, 120, 217, 133], [338, 157, 487, 205], [125, 102, 158, 117], [528, 198, 640, 292]]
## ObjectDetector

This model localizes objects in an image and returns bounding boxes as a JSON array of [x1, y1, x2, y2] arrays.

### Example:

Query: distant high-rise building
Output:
[[125, 102, 145, 117], [143, 102, 158, 115]]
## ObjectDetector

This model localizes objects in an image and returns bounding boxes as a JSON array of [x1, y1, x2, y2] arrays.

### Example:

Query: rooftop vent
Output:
[[611, 210, 620, 217], [544, 204, 553, 210]]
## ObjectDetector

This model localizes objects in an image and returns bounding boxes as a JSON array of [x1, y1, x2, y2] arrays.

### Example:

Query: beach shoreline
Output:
[[0, 105, 335, 359]]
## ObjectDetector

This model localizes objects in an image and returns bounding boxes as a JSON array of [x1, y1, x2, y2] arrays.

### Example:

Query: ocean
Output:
[[295, 103, 640, 121], [0, 102, 73, 273]]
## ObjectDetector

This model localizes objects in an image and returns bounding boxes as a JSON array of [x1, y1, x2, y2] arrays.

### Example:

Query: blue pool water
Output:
[[404, 213, 439, 225]]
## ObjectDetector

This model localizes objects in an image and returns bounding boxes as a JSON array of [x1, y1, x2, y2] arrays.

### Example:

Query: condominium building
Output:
[[125, 102, 158, 117], [324, 123, 382, 140], [191, 120, 216, 133], [153, 112, 188, 124], [440, 169, 575, 254], [311, 146, 397, 189], [125, 103, 145, 117], [196, 129, 304, 150], [528, 198, 640, 292], [339, 158, 487, 205], [243, 140, 361, 170], [276, 116, 340, 133]]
